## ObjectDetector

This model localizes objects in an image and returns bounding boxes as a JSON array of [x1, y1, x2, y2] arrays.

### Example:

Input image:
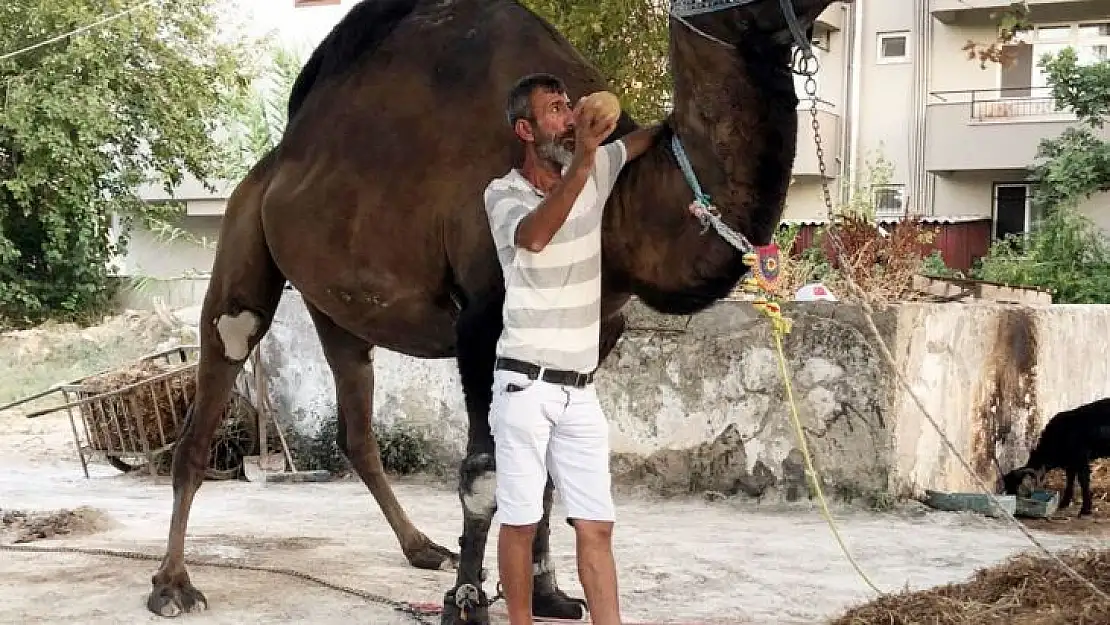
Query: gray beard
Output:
[[537, 138, 573, 168]]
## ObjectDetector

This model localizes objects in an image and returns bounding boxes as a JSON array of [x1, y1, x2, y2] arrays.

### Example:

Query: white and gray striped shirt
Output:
[[484, 140, 628, 374]]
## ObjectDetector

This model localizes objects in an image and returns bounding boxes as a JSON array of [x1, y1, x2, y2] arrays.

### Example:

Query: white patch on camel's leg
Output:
[[462, 471, 497, 519], [214, 311, 260, 361]]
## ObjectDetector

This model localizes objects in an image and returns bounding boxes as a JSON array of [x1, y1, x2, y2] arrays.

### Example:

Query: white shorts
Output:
[[488, 368, 615, 526]]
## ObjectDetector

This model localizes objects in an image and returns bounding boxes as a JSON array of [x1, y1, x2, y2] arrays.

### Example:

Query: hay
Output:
[[829, 548, 1110, 625], [1043, 460, 1110, 505], [77, 358, 194, 452]]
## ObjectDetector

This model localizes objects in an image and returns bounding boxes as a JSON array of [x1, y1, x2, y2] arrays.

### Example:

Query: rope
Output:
[[0, 0, 163, 63], [0, 542, 437, 625], [749, 299, 883, 596]]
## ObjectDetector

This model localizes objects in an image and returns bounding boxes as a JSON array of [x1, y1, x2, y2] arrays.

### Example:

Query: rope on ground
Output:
[[0, 0, 163, 63], [0, 542, 437, 625]]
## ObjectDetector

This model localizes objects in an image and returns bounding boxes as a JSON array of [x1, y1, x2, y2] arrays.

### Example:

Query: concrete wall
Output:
[[118, 215, 219, 279], [252, 290, 1110, 503]]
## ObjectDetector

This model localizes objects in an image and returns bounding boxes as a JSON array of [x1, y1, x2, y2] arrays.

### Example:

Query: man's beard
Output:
[[536, 130, 574, 168]]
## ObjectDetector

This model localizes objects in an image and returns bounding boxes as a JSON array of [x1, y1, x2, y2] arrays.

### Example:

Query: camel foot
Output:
[[440, 585, 490, 625], [533, 572, 587, 620], [147, 572, 208, 618], [405, 533, 459, 570]]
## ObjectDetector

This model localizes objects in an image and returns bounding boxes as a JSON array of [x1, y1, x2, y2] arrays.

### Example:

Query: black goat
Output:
[[1001, 397, 1110, 517]]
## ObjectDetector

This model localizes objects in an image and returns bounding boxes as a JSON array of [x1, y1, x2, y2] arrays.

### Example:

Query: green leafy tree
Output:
[[972, 48, 1110, 303], [1029, 48, 1110, 210], [0, 0, 257, 326], [221, 44, 303, 182], [522, 0, 670, 123]]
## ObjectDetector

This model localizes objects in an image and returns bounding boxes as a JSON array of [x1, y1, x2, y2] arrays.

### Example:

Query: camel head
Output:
[[668, 0, 850, 49], [610, 0, 851, 315]]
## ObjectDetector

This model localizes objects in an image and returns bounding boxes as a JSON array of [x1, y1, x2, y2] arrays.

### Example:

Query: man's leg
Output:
[[490, 370, 552, 625], [546, 386, 621, 625]]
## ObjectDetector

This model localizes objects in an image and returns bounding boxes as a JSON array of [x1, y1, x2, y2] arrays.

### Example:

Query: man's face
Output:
[[524, 87, 575, 166]]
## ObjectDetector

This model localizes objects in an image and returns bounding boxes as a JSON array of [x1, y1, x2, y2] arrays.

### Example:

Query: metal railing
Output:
[[929, 86, 1068, 122]]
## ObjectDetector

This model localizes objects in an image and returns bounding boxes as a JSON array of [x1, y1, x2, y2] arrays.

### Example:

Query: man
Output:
[[482, 73, 661, 625]]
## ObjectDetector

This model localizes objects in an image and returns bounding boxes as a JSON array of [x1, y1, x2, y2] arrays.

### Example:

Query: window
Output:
[[1001, 22, 1110, 90], [873, 185, 906, 217], [992, 183, 1042, 241], [878, 32, 909, 64]]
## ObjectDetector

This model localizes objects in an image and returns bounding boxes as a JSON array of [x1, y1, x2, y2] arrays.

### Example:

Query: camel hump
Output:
[[287, 0, 421, 120]]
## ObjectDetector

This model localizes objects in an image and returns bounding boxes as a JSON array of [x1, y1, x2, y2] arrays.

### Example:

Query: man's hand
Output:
[[573, 99, 618, 159]]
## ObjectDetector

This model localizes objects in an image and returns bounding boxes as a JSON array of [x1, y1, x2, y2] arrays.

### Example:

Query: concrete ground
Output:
[[0, 408, 1098, 625]]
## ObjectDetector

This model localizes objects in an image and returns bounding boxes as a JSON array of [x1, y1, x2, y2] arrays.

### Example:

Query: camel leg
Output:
[[441, 295, 585, 625], [148, 157, 286, 617], [304, 303, 458, 569]]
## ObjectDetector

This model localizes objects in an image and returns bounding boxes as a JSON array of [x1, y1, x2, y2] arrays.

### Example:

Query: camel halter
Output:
[[667, 0, 820, 257]]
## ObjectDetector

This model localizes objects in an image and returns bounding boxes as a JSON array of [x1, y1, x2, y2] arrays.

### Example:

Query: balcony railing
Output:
[[929, 87, 1071, 123]]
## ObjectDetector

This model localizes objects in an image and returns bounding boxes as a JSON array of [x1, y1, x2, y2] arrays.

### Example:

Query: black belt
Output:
[[495, 357, 595, 388]]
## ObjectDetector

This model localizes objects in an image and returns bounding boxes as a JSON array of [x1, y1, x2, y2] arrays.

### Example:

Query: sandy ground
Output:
[[1, 407, 1101, 625]]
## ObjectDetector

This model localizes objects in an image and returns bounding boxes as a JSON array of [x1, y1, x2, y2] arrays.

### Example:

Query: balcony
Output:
[[932, 0, 1102, 24], [924, 87, 1110, 172], [794, 101, 841, 178]]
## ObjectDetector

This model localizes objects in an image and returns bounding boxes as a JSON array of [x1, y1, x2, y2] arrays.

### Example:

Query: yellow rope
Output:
[[750, 290, 884, 596]]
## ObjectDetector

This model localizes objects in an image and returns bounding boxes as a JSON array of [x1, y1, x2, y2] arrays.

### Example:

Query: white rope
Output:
[[0, 0, 164, 63]]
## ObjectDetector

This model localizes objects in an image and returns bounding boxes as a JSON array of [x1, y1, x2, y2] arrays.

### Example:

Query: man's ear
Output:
[[513, 118, 534, 143]]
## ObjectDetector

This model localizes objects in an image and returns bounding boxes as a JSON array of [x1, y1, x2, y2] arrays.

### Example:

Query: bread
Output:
[[580, 91, 621, 125]]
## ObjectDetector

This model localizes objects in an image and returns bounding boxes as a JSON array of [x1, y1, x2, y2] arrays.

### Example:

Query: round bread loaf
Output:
[[581, 91, 621, 124]]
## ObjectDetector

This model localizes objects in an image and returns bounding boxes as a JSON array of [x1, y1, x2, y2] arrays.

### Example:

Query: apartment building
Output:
[[789, 0, 1110, 245]]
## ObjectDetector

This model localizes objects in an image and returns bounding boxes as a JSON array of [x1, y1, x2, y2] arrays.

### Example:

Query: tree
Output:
[[221, 44, 304, 182], [521, 0, 671, 123], [1029, 48, 1110, 210], [0, 0, 257, 326], [971, 47, 1110, 303]]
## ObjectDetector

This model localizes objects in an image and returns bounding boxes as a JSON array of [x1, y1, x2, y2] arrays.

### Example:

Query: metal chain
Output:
[[0, 543, 438, 625]]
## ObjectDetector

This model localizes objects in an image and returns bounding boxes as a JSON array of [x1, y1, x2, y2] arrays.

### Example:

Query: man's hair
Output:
[[505, 73, 567, 127]]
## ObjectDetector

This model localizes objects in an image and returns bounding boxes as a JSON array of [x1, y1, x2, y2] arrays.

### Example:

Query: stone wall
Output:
[[252, 291, 1110, 503]]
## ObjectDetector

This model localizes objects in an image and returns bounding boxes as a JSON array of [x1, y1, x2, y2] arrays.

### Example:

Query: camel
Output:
[[145, 0, 843, 623]]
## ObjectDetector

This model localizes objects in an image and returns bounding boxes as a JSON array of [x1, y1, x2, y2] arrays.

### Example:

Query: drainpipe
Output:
[[845, 0, 864, 206], [908, 0, 932, 215]]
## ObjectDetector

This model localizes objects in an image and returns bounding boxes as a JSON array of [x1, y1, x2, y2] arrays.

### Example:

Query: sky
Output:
[[232, 0, 359, 58]]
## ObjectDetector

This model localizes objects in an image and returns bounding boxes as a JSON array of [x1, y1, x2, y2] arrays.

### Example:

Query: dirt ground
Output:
[[1, 407, 1100, 625], [0, 312, 1102, 624]]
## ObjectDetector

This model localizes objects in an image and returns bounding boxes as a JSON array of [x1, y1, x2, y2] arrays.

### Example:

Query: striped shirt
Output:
[[484, 140, 628, 374]]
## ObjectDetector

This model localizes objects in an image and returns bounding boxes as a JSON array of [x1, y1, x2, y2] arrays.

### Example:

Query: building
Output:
[[792, 0, 1110, 244], [128, 0, 1110, 286]]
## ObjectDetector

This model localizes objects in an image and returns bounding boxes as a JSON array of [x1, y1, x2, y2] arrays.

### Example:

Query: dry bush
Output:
[[830, 547, 1110, 625], [737, 214, 941, 303]]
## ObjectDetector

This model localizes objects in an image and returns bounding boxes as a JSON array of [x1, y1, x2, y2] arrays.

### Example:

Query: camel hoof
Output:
[[534, 572, 587, 620], [440, 586, 489, 625], [406, 535, 459, 571], [147, 576, 208, 618]]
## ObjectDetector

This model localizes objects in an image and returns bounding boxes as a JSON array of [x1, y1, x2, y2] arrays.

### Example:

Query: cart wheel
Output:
[[106, 455, 140, 473]]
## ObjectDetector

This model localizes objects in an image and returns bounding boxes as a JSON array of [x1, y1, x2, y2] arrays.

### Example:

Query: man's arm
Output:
[[619, 124, 664, 162], [513, 107, 617, 253], [513, 151, 595, 253]]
